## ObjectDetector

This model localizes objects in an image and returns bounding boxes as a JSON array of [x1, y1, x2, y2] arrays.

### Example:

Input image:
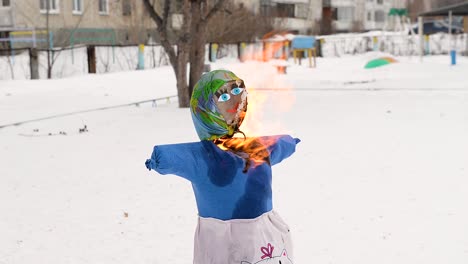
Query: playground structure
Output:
[[419, 1, 468, 65], [0, 28, 54, 58], [208, 32, 319, 73], [0, 28, 118, 64], [365, 56, 398, 69], [69, 28, 116, 64], [0, 28, 54, 50], [291, 35, 317, 68], [383, 8, 410, 33]]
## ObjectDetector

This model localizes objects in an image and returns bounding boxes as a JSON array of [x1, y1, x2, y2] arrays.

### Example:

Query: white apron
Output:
[[193, 210, 294, 264]]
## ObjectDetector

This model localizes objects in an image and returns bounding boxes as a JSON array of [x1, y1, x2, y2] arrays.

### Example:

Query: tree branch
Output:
[[142, 0, 163, 28], [180, 0, 192, 44], [161, 0, 171, 29], [142, 0, 177, 70], [204, 0, 229, 24]]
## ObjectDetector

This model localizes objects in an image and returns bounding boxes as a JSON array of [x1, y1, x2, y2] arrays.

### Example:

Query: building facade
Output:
[[0, 0, 155, 49], [326, 0, 407, 32], [234, 0, 409, 34], [235, 0, 323, 34], [1, 0, 328, 49]]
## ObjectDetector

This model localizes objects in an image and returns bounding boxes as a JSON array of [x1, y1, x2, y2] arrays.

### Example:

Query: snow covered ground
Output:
[[1, 54, 468, 264]]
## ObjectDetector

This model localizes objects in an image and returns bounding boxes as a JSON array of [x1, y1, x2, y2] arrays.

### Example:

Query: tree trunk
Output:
[[175, 44, 190, 108], [29, 48, 39, 80], [188, 1, 208, 98], [142, 0, 227, 108], [46, 1, 52, 79]]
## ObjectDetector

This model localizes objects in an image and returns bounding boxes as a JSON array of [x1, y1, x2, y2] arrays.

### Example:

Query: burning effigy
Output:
[[145, 69, 300, 264]]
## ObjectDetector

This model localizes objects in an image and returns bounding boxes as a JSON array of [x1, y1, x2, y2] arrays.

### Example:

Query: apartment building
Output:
[[325, 0, 407, 32], [235, 0, 323, 34], [1, 0, 325, 49], [0, 0, 155, 49]]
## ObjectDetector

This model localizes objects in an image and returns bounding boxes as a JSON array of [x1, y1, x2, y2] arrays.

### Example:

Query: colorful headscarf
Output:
[[190, 70, 247, 141]]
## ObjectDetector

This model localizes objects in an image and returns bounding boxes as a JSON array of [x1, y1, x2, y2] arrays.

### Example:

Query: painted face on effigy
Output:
[[190, 70, 248, 141], [214, 79, 248, 128]]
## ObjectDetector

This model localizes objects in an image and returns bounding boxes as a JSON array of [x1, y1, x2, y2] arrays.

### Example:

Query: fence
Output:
[[317, 32, 468, 57], [0, 44, 170, 80], [1, 32, 467, 80], [213, 33, 468, 61]]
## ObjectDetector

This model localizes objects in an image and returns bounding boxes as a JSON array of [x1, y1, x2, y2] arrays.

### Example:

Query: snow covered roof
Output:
[[419, 1, 468, 17]]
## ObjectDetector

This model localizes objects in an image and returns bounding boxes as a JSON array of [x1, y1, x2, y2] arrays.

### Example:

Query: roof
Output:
[[419, 1, 468, 16]]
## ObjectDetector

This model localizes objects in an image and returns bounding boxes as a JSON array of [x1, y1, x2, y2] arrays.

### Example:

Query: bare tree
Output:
[[45, 0, 52, 78], [142, 0, 228, 108], [320, 7, 336, 35], [206, 3, 274, 43], [41, 0, 91, 79]]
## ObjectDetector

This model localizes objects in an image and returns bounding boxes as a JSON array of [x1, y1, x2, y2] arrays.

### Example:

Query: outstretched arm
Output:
[[145, 142, 208, 182], [263, 135, 300, 166]]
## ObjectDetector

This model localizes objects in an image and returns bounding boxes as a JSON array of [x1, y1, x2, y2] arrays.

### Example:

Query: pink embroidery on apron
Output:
[[260, 243, 274, 259]]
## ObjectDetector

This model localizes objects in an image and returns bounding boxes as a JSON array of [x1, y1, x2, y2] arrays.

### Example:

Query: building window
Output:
[[375, 10, 385, 22], [260, 4, 272, 16], [367, 12, 372, 21], [72, 0, 83, 14], [276, 3, 295, 18], [40, 0, 59, 13], [1, 0, 11, 7], [337, 6, 354, 21], [377, 0, 384, 4], [295, 3, 308, 19], [122, 0, 131, 16], [98, 0, 108, 14]]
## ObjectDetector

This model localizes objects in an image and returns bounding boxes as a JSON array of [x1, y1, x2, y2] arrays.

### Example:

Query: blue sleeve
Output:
[[265, 135, 300, 166], [145, 142, 208, 182]]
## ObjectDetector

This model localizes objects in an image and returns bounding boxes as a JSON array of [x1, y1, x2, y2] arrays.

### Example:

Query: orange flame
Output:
[[240, 31, 290, 63], [214, 32, 295, 168], [215, 136, 279, 167]]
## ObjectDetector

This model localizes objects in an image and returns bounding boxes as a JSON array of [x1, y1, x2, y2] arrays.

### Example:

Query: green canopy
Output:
[[389, 8, 408, 17]]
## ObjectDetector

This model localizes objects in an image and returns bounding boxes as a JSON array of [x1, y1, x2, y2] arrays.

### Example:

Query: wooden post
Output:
[[87, 45, 96, 74], [449, 11, 456, 65], [209, 43, 218, 62], [449, 10, 452, 46], [298, 50, 302, 65], [418, 16, 424, 61], [317, 38, 323, 57], [209, 43, 213, 62], [464, 16, 468, 56], [424, 35, 430, 55], [29, 48, 39, 80], [284, 41, 289, 60], [137, 44, 145, 70], [312, 48, 317, 67], [466, 32, 468, 57]]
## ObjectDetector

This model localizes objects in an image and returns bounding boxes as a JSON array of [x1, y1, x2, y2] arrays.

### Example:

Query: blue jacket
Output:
[[145, 135, 300, 220]]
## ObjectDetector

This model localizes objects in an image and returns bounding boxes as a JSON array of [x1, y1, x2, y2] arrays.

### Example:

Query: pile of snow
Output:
[[1, 55, 468, 264]]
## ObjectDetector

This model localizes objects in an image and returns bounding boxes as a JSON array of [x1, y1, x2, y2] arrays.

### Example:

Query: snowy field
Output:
[[1, 54, 468, 264]]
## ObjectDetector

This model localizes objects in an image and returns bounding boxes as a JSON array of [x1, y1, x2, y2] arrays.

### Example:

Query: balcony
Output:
[[0, 8, 13, 28], [273, 17, 310, 34]]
